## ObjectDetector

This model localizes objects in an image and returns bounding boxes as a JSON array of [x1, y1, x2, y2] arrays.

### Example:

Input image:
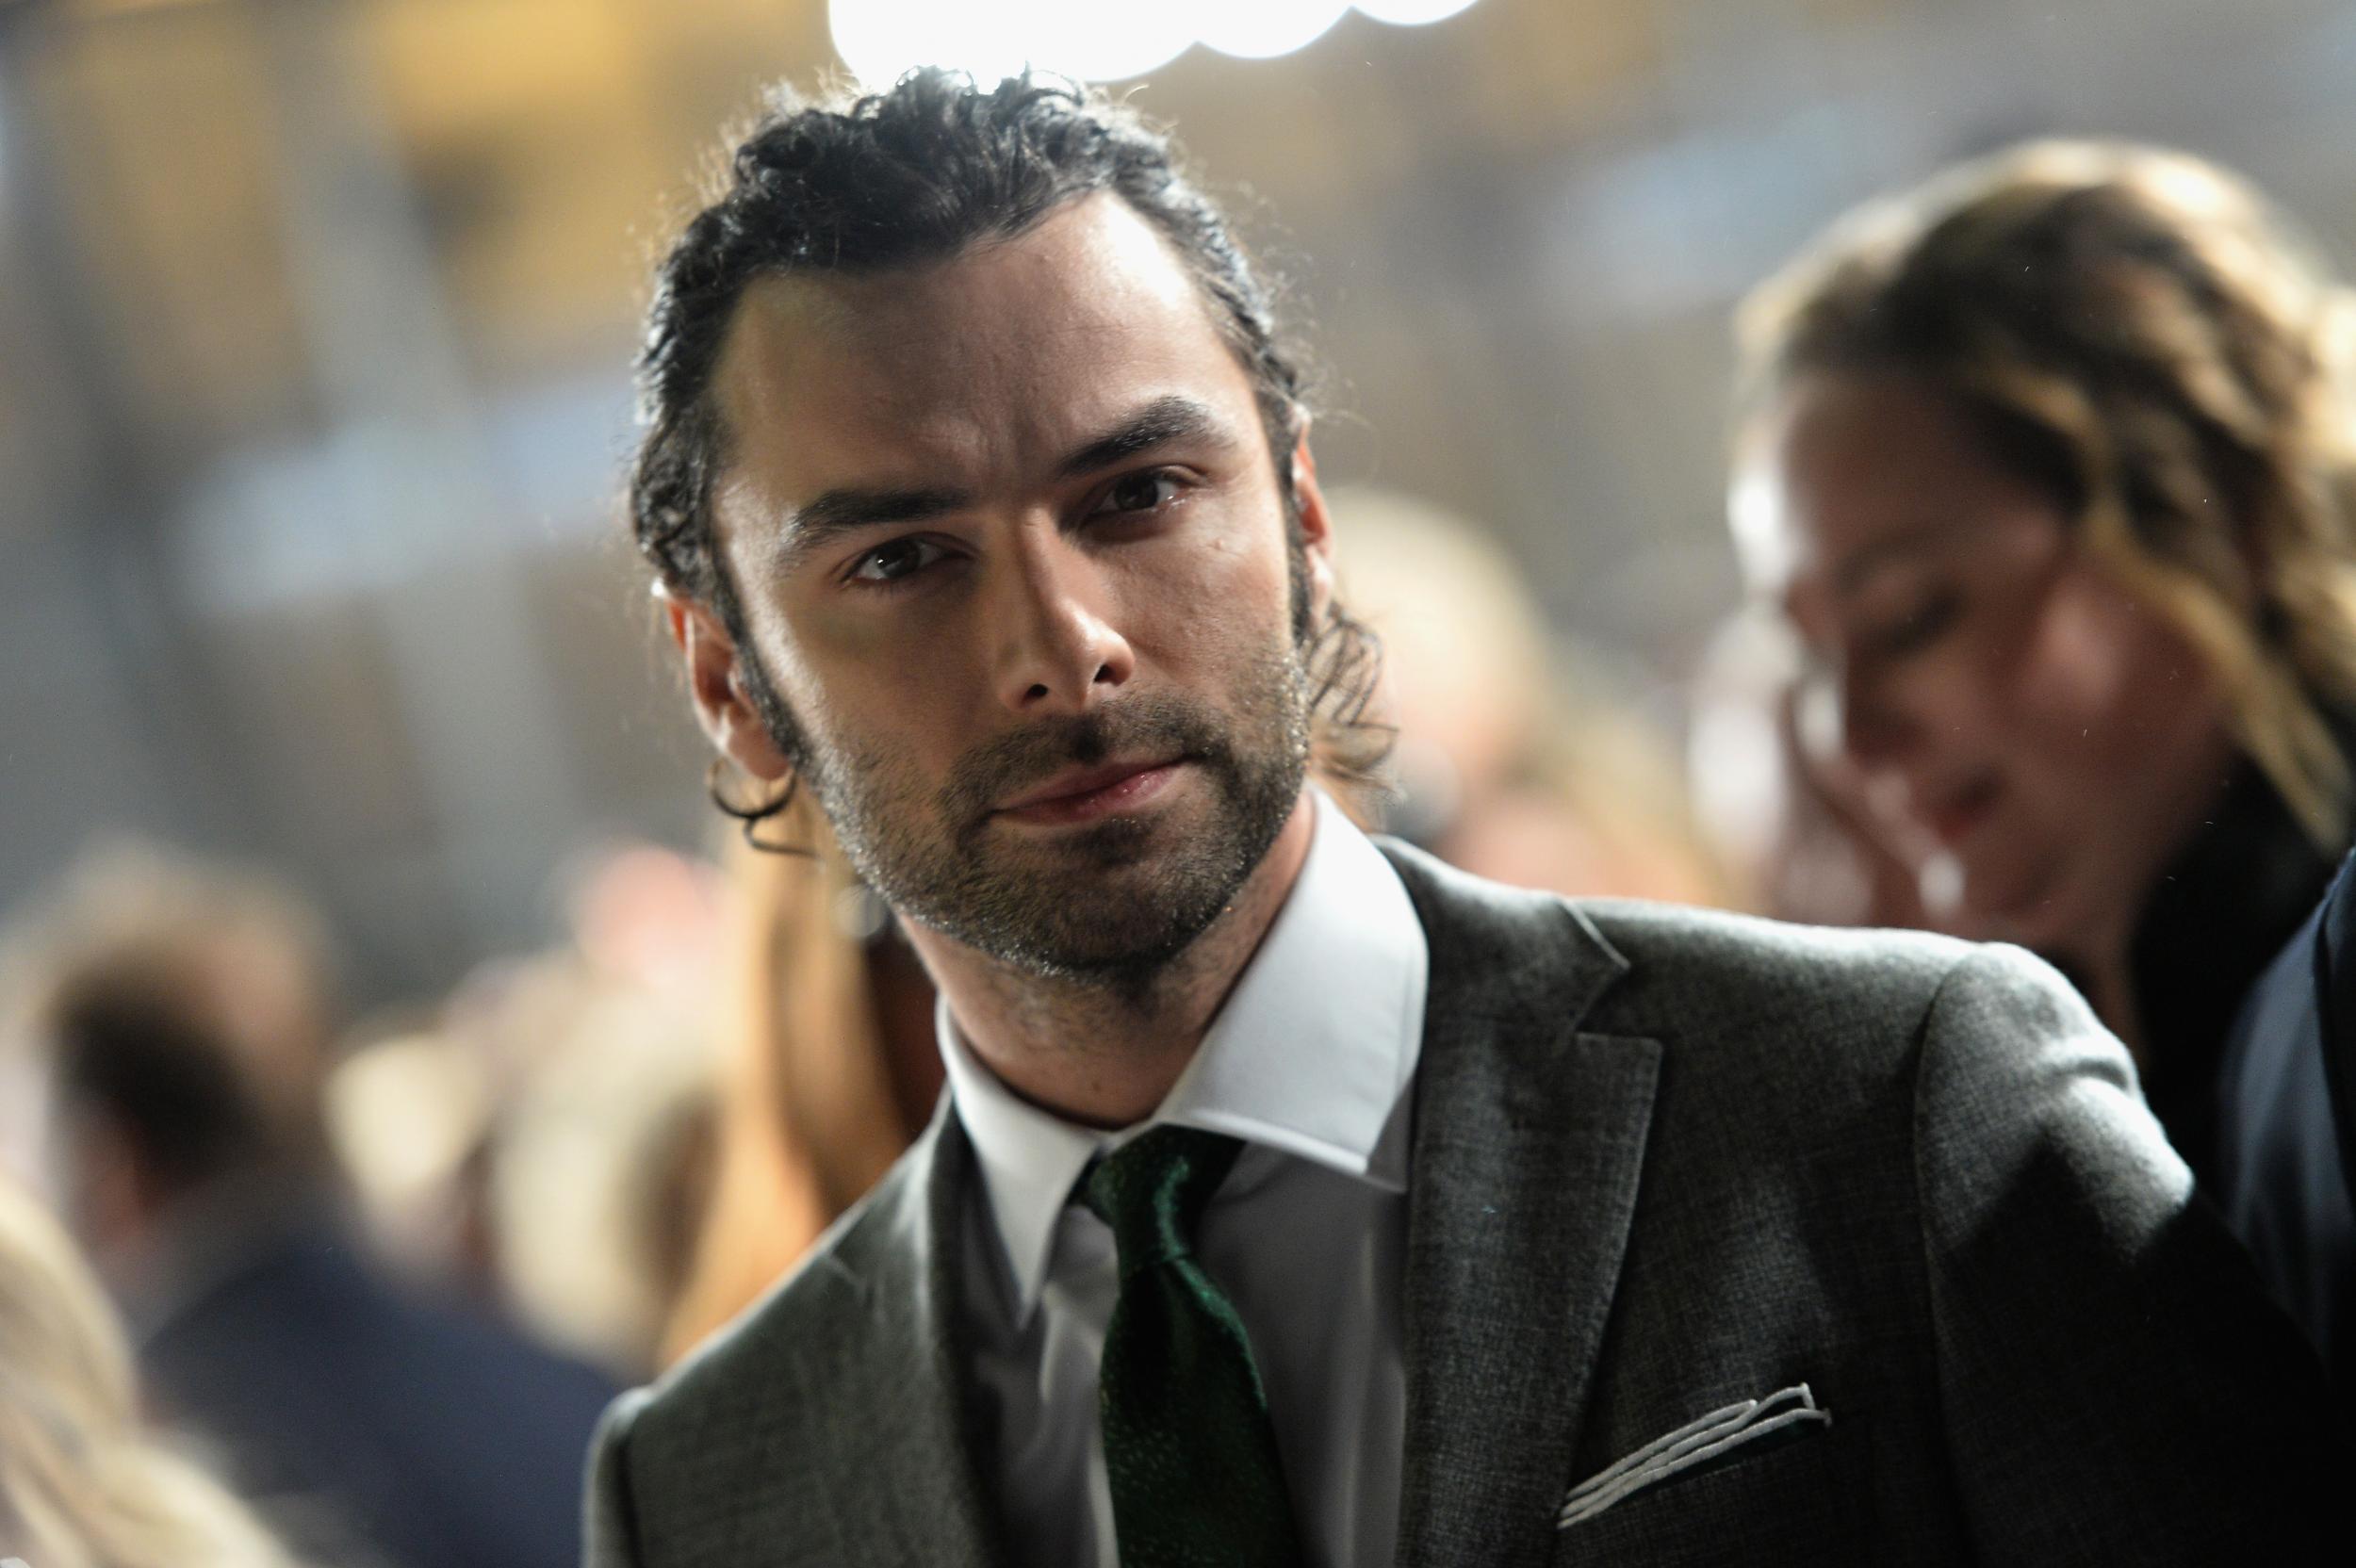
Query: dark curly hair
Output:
[[630, 69, 1385, 841]]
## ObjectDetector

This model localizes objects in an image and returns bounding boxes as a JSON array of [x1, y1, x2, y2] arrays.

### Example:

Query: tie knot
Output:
[[1080, 1125, 1242, 1277]]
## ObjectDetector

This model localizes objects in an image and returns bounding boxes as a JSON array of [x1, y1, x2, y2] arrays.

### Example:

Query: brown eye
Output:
[[848, 537, 946, 584], [1100, 471, 1180, 516]]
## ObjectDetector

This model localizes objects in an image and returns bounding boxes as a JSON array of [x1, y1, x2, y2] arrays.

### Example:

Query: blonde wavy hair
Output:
[[0, 1176, 300, 1568], [1739, 139, 2356, 848]]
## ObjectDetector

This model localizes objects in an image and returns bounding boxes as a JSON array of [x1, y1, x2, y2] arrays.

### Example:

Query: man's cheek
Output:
[[1152, 535, 1292, 648]]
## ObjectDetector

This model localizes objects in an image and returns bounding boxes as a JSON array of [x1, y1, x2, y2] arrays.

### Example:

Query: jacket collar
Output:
[[805, 1094, 1009, 1568], [1379, 840, 1662, 1568]]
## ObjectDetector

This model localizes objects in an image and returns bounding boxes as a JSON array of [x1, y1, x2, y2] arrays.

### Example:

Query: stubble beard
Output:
[[741, 632, 1312, 989]]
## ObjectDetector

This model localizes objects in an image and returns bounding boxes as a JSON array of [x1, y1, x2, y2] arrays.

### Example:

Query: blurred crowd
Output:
[[7, 130, 2356, 1564]]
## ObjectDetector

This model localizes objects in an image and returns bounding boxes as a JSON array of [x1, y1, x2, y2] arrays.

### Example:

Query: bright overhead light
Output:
[[1355, 0, 1481, 24], [831, 0, 1193, 87], [1197, 0, 1351, 60], [830, 0, 1023, 90], [1021, 2, 1196, 82], [827, 0, 1486, 87]]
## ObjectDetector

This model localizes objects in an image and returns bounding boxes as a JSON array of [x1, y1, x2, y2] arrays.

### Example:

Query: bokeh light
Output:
[[828, 0, 1483, 85], [1196, 0, 1353, 62], [1355, 0, 1481, 24]]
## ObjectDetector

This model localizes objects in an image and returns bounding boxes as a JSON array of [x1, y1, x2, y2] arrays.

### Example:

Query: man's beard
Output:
[[739, 632, 1311, 988]]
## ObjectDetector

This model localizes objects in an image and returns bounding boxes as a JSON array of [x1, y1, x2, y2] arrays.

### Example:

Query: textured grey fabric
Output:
[[585, 841, 2344, 1567]]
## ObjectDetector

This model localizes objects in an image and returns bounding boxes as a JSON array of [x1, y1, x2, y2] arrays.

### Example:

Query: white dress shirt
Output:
[[940, 792, 1431, 1568]]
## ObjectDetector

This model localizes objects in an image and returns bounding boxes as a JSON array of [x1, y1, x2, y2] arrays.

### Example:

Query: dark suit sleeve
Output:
[[1914, 944, 2343, 1564], [2316, 851, 2356, 1215], [2215, 873, 2356, 1386], [584, 1387, 654, 1568]]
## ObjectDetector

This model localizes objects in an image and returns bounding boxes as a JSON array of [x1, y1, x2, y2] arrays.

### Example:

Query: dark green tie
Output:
[[1081, 1126, 1307, 1568]]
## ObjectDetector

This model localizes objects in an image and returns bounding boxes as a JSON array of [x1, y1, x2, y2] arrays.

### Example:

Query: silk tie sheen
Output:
[[1081, 1126, 1307, 1568]]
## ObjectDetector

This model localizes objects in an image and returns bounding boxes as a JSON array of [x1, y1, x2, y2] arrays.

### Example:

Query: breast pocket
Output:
[[1549, 1415, 1853, 1566]]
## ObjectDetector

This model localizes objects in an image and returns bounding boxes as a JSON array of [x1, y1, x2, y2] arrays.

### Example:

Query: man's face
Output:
[[692, 195, 1332, 982]]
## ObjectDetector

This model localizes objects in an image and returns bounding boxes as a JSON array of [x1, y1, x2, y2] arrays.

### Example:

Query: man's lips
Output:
[[993, 759, 1186, 825]]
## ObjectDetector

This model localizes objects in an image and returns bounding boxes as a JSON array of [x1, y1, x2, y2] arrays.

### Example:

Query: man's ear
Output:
[[661, 584, 794, 782], [1288, 423, 1339, 626]]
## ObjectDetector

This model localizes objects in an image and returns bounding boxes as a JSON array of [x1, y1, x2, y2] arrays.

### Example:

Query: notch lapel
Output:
[[810, 1102, 1007, 1568], [1381, 844, 1662, 1568]]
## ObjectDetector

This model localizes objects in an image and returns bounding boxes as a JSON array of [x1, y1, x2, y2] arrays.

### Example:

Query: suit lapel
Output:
[[1382, 844, 1662, 1568], [816, 1099, 1008, 1568]]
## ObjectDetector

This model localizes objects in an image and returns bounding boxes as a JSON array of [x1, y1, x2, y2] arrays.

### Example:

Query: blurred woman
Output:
[[1688, 604, 1931, 930], [1730, 139, 2356, 1182], [0, 1174, 301, 1568], [658, 796, 941, 1363]]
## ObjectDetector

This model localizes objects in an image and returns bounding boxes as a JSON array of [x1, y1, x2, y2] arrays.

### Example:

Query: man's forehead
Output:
[[716, 199, 1223, 416], [709, 195, 1255, 508]]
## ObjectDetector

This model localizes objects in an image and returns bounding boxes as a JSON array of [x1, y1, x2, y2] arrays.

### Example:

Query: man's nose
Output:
[[988, 525, 1137, 717]]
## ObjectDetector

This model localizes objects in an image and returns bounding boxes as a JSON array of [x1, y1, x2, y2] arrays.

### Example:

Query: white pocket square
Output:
[[1556, 1382, 1831, 1529]]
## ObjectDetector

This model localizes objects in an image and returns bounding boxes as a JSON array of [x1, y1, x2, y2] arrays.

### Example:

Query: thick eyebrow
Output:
[[772, 395, 1234, 576], [1055, 394, 1233, 479], [777, 484, 973, 574]]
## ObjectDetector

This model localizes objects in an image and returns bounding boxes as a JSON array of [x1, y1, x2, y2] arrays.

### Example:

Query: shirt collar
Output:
[[936, 792, 1430, 1325]]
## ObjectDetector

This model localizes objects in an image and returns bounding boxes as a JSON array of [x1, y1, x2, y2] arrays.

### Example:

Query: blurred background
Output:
[[10, 0, 2356, 1009], [8, 0, 2356, 1559]]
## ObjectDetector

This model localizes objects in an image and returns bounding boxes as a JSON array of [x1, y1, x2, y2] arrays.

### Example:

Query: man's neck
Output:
[[907, 793, 1318, 1130]]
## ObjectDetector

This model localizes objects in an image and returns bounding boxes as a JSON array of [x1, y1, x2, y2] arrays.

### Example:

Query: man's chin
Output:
[[935, 833, 1259, 979], [891, 748, 1305, 980], [988, 810, 1170, 868], [936, 890, 1232, 984]]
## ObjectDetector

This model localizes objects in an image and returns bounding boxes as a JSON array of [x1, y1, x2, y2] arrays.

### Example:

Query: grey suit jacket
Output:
[[587, 843, 2342, 1565]]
